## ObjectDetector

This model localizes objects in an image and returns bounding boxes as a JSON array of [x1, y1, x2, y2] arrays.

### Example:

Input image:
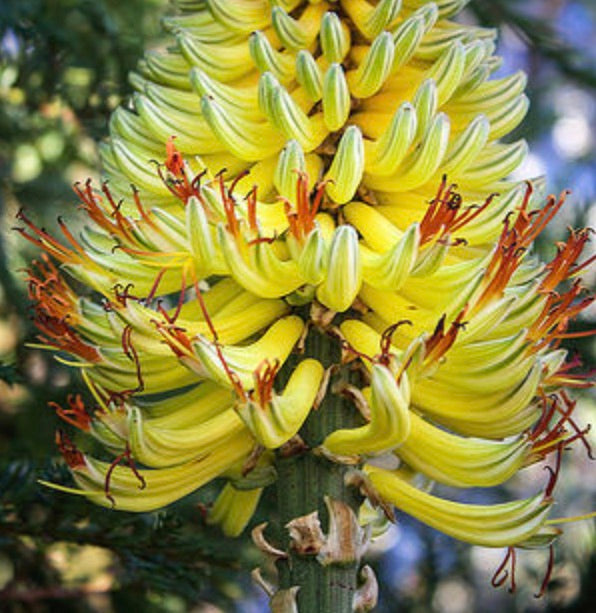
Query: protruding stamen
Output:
[[15, 209, 82, 265], [246, 185, 259, 232], [121, 325, 144, 393], [251, 359, 281, 408], [219, 172, 241, 238], [103, 444, 146, 507], [191, 272, 245, 398], [541, 227, 595, 292], [544, 445, 563, 497], [113, 283, 139, 306], [491, 546, 517, 593], [528, 281, 594, 350], [424, 309, 467, 365], [55, 430, 85, 468], [419, 176, 497, 245], [159, 138, 210, 204], [534, 545, 555, 598], [155, 268, 187, 324], [50, 394, 92, 431], [478, 188, 573, 308], [285, 172, 328, 241], [145, 268, 168, 305], [377, 320, 412, 367]]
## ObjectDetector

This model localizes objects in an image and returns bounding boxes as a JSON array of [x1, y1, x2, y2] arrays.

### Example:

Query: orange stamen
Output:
[[424, 309, 467, 365], [251, 359, 281, 407], [50, 394, 92, 431], [541, 227, 594, 292], [419, 176, 498, 245], [284, 172, 327, 241], [165, 136, 185, 177]]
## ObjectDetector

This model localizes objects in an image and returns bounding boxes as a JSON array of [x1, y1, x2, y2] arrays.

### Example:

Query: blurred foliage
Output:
[[0, 0, 594, 612], [0, 460, 257, 611], [471, 0, 596, 88], [0, 0, 168, 320]]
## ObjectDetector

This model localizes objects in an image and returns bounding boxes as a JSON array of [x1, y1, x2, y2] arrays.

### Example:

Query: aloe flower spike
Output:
[[20, 1, 595, 610]]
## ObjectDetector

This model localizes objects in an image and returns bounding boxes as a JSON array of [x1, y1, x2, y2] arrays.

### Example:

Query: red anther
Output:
[[247, 235, 277, 246], [103, 444, 146, 507], [534, 545, 555, 598], [55, 429, 85, 468], [113, 282, 140, 306], [190, 168, 208, 192]]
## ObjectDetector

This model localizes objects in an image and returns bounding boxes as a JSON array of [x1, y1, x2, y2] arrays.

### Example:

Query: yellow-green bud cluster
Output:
[[23, 0, 593, 559]]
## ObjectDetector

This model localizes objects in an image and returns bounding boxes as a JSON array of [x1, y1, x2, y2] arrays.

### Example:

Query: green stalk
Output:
[[275, 327, 365, 612]]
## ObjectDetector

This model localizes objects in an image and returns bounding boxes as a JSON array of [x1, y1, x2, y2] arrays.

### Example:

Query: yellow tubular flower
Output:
[[208, 483, 264, 537], [21, 0, 593, 600]]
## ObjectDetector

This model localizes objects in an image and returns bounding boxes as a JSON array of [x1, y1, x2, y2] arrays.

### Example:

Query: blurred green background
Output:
[[0, 1, 594, 611]]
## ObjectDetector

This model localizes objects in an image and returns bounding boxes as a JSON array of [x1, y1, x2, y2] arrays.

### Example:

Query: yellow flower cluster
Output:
[[20, 0, 593, 584]]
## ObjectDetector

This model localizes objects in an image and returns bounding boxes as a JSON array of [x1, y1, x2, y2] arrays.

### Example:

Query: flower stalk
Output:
[[274, 325, 367, 612]]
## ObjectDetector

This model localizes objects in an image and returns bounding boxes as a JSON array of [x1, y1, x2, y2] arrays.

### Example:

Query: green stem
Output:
[[275, 327, 364, 613]]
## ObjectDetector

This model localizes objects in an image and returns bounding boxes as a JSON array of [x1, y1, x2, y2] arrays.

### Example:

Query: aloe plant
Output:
[[19, 1, 594, 610]]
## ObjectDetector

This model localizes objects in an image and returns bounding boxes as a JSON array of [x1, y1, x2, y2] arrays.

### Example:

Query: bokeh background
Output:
[[0, 1, 594, 611]]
